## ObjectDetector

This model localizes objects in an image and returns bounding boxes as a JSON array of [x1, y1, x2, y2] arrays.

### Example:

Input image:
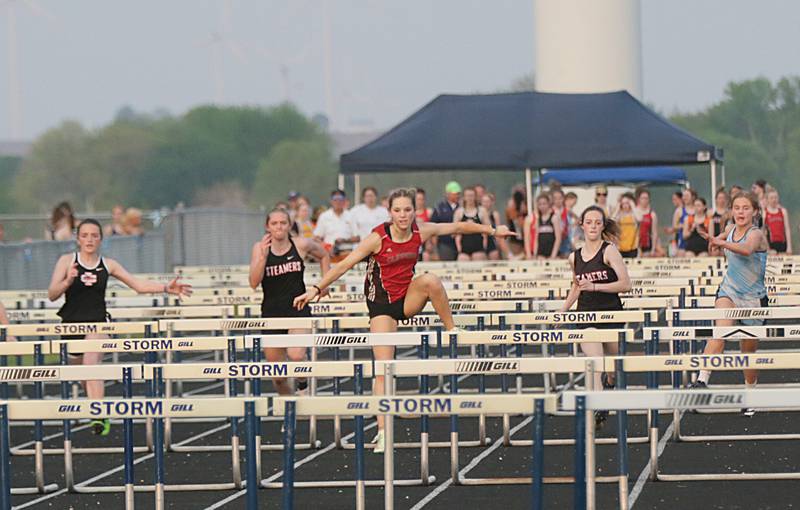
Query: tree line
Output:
[[1, 76, 798, 222]]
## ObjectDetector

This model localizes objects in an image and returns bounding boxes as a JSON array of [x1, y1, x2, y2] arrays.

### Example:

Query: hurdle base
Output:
[[677, 432, 800, 443], [657, 472, 800, 482], [12, 446, 149, 456], [261, 476, 436, 489], [72, 482, 243, 493], [168, 441, 322, 453], [10, 483, 59, 495], [458, 475, 620, 485], [340, 437, 491, 449]]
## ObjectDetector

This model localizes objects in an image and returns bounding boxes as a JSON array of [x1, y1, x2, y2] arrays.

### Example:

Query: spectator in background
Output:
[[505, 186, 528, 259], [123, 208, 145, 236], [594, 185, 610, 216], [287, 191, 301, 220], [730, 184, 743, 198], [551, 186, 571, 256], [672, 188, 696, 256], [473, 184, 487, 202], [415, 188, 435, 261], [615, 192, 639, 258], [710, 188, 731, 256], [313, 189, 358, 261], [47, 202, 76, 241], [291, 201, 315, 239], [634, 187, 659, 257], [525, 192, 561, 259], [312, 205, 327, 225], [564, 192, 583, 249], [104, 205, 126, 237], [751, 180, 767, 229], [350, 186, 390, 241], [683, 197, 711, 257], [765, 189, 792, 254], [0, 222, 5, 243], [481, 192, 504, 260], [430, 181, 462, 261], [454, 186, 490, 261]]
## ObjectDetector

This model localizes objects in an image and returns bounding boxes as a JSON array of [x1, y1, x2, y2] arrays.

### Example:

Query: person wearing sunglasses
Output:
[[594, 185, 611, 217]]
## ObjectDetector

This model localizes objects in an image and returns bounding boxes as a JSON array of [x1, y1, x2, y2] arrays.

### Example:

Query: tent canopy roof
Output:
[[340, 91, 717, 174], [537, 167, 687, 187]]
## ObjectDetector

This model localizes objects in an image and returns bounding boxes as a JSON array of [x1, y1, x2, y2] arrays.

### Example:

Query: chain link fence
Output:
[[0, 208, 265, 290]]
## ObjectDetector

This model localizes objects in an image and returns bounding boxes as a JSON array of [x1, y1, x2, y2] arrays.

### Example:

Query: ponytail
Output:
[[580, 205, 619, 242]]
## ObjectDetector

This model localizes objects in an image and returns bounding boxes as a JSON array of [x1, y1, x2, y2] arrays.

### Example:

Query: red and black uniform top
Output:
[[365, 223, 422, 304]]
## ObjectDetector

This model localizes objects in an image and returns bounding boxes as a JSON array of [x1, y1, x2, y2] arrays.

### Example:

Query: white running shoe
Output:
[[371, 430, 385, 454], [742, 407, 756, 417]]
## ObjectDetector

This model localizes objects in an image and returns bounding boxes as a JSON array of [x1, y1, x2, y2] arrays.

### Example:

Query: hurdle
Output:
[[273, 389, 558, 510], [606, 352, 800, 482], [563, 387, 800, 509], [0, 395, 267, 510]]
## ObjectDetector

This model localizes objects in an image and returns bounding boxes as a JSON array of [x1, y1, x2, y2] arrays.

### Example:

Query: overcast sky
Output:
[[1, 0, 798, 140]]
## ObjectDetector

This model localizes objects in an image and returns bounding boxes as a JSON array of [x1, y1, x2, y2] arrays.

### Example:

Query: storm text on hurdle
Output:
[[112, 339, 195, 350], [57, 401, 196, 416], [491, 331, 564, 342], [663, 355, 775, 368], [205, 363, 292, 377], [345, 398, 479, 413]]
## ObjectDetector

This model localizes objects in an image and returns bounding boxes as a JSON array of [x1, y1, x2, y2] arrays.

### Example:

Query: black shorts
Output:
[[261, 305, 312, 335], [770, 241, 787, 253], [620, 249, 638, 259], [60, 314, 110, 357], [367, 297, 407, 321]]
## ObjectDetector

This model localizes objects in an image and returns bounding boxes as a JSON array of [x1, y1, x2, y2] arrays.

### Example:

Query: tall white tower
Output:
[[533, 0, 642, 98]]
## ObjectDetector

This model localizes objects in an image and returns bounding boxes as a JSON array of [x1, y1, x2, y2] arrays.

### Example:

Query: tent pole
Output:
[[710, 159, 717, 213], [525, 168, 533, 219], [338, 174, 345, 192], [354, 174, 361, 204], [721, 162, 726, 188]]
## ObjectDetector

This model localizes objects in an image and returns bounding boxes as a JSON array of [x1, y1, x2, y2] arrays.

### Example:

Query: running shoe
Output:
[[742, 408, 756, 417], [371, 430, 385, 454], [689, 380, 708, 389], [91, 419, 111, 436], [295, 378, 308, 396], [594, 411, 608, 428]]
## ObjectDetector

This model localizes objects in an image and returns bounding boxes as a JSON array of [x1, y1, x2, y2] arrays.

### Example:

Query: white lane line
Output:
[[628, 413, 678, 509], [205, 422, 380, 509], [12, 421, 233, 509], [410, 415, 534, 510]]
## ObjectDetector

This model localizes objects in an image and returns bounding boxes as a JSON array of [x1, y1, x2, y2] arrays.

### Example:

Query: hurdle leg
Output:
[[333, 346, 343, 448], [615, 360, 629, 510], [420, 336, 431, 484], [123, 368, 135, 510], [154, 368, 166, 510], [1, 404, 11, 510], [245, 402, 259, 510], [164, 350, 173, 450], [531, 399, 545, 510], [282, 401, 296, 508], [309, 346, 318, 449], [586, 361, 596, 510], [573, 396, 586, 510], [384, 363, 395, 510], [354, 365, 366, 510]]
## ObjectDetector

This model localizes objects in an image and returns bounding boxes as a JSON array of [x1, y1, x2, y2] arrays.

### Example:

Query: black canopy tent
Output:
[[339, 91, 722, 212]]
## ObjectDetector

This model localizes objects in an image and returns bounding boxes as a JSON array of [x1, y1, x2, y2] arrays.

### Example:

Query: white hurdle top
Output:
[[0, 397, 270, 420], [377, 357, 599, 376], [0, 341, 50, 356], [562, 388, 800, 411], [246, 331, 427, 349], [272, 394, 558, 417], [604, 352, 800, 372], [0, 364, 142, 382], [142, 360, 374, 380], [670, 306, 800, 321], [52, 336, 246, 354], [645, 325, 800, 340], [448, 329, 631, 345]]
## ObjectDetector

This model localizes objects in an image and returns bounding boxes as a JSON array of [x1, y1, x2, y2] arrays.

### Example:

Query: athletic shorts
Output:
[[261, 305, 312, 336], [619, 249, 638, 259], [367, 297, 407, 321], [715, 290, 769, 326], [60, 314, 111, 357], [770, 241, 787, 253]]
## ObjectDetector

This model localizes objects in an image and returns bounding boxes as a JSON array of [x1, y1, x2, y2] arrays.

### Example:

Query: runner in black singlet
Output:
[[48, 219, 192, 435], [561, 206, 631, 426], [248, 208, 330, 396]]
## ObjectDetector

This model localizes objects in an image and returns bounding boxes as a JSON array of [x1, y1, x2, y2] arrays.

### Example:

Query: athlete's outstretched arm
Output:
[[249, 234, 271, 290], [48, 254, 78, 301], [709, 226, 765, 256], [105, 259, 193, 297], [784, 207, 793, 254], [293, 233, 380, 309], [421, 221, 514, 242]]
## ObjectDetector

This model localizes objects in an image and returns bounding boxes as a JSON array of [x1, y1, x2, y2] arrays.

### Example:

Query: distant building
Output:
[[0, 140, 32, 158]]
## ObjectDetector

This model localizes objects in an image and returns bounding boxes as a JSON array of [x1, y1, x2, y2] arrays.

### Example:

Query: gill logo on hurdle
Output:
[[665, 392, 745, 408]]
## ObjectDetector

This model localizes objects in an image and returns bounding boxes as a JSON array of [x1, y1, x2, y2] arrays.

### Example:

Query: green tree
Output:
[[252, 139, 337, 208], [0, 156, 22, 212]]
